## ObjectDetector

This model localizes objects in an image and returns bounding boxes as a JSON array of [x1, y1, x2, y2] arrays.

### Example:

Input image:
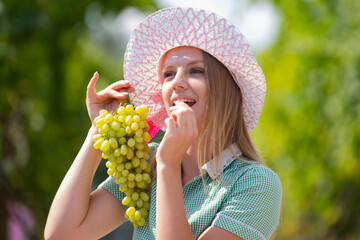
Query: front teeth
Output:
[[174, 99, 196, 104]]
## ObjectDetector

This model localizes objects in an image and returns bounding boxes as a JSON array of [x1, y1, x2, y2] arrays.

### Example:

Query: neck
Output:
[[180, 140, 209, 185]]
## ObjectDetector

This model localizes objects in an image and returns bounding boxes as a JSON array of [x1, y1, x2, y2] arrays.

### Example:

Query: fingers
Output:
[[164, 117, 176, 131], [167, 102, 197, 137], [101, 88, 129, 100], [87, 72, 99, 98], [106, 80, 136, 93]]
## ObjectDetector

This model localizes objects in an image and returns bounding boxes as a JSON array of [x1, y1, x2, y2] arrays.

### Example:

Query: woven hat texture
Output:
[[124, 7, 266, 130]]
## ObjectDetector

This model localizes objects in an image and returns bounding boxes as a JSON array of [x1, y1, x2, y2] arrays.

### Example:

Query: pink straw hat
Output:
[[124, 7, 266, 131]]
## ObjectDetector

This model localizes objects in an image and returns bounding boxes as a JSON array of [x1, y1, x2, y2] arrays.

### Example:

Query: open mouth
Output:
[[173, 99, 196, 107]]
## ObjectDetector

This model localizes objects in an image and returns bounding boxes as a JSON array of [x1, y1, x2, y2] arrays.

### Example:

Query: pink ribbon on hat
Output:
[[146, 120, 161, 140]]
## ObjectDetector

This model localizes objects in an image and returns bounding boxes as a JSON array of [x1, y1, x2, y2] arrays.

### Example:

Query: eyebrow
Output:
[[163, 60, 204, 69]]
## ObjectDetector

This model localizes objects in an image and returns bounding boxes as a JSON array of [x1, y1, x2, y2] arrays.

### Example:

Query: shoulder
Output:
[[224, 158, 282, 200]]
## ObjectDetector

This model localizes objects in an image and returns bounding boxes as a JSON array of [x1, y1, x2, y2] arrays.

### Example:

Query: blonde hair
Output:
[[151, 48, 266, 180], [196, 50, 266, 177]]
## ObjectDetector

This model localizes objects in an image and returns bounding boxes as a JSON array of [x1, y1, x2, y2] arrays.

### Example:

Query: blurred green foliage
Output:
[[0, 0, 157, 239], [252, 0, 360, 239], [1, 0, 359, 239]]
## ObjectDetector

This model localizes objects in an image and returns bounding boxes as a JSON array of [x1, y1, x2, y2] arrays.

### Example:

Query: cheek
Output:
[[161, 85, 171, 108]]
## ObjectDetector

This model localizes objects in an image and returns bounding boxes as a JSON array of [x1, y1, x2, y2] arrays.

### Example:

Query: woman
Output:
[[45, 7, 282, 240]]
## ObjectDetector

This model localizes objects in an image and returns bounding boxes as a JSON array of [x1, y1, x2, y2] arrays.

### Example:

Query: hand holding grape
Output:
[[86, 72, 135, 126]]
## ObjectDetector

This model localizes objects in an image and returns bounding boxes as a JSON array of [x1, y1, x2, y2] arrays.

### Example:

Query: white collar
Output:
[[201, 143, 242, 179]]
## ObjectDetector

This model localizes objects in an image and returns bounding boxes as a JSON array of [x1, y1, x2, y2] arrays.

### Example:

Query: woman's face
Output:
[[160, 46, 207, 125]]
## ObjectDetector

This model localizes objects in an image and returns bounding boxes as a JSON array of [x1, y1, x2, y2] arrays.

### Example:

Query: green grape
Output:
[[133, 115, 141, 123], [126, 105, 134, 113], [118, 115, 126, 122], [135, 142, 144, 150], [125, 188, 135, 196], [143, 173, 151, 183], [131, 122, 139, 131], [109, 138, 118, 149], [117, 106, 126, 115], [119, 137, 126, 145], [113, 171, 121, 179], [143, 132, 151, 142], [110, 121, 120, 131], [119, 176, 127, 184], [127, 180, 136, 188], [139, 159, 147, 170], [126, 207, 136, 217], [117, 163, 125, 172], [105, 161, 111, 169], [137, 217, 146, 227], [122, 196, 132, 205], [114, 148, 121, 157], [127, 138, 136, 147], [126, 148, 134, 159], [92, 134, 102, 142], [133, 222, 140, 228], [120, 145, 128, 155], [132, 191, 139, 201], [140, 192, 149, 202], [129, 215, 136, 223], [102, 123, 110, 132], [121, 169, 129, 177], [139, 113, 147, 121], [134, 210, 142, 220], [125, 126, 132, 134], [107, 168, 115, 176], [99, 109, 108, 115], [93, 138, 104, 149], [138, 121, 146, 129], [135, 173, 143, 182], [116, 156, 125, 163], [125, 162, 132, 170], [120, 184, 127, 192], [134, 136, 143, 143], [136, 198, 144, 208], [125, 115, 133, 125], [108, 154, 115, 162], [128, 173, 135, 181], [100, 140, 110, 152], [140, 208, 148, 218], [144, 202, 150, 210], [137, 181, 146, 189], [131, 157, 140, 167], [95, 118, 105, 128], [135, 129, 143, 137], [104, 113, 113, 123], [117, 128, 126, 137], [135, 150, 144, 158], [107, 129, 116, 138]]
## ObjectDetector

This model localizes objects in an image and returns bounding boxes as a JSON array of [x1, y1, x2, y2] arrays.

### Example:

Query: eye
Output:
[[190, 68, 204, 75], [163, 71, 175, 79]]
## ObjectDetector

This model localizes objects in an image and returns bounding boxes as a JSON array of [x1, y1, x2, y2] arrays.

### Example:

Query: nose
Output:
[[171, 70, 188, 90]]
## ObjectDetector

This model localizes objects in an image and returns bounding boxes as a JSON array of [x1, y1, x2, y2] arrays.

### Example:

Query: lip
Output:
[[171, 95, 197, 107]]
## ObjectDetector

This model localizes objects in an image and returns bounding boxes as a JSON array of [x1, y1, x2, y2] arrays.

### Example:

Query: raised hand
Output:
[[156, 101, 199, 169], [86, 72, 135, 125]]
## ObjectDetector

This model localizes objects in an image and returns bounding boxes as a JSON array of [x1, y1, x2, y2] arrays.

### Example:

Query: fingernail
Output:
[[94, 71, 98, 76]]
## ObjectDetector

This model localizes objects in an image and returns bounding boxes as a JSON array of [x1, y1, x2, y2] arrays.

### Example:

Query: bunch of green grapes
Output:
[[92, 103, 152, 228]]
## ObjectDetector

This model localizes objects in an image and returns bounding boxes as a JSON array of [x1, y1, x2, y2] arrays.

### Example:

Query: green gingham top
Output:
[[99, 142, 282, 240]]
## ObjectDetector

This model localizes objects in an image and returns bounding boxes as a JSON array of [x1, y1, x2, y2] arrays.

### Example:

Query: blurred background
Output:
[[1, 0, 359, 239]]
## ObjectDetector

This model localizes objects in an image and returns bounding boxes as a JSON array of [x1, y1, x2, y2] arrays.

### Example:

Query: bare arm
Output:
[[156, 102, 198, 240], [44, 73, 135, 240]]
